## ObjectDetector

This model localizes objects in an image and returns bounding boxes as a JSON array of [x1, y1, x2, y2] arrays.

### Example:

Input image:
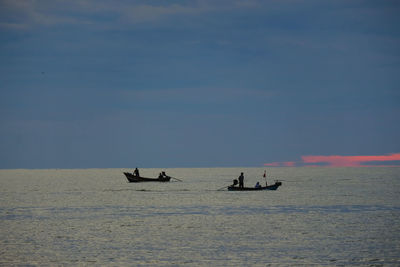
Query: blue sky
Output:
[[0, 0, 399, 168]]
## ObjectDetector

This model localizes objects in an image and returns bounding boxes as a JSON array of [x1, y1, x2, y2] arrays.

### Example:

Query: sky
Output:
[[0, 0, 399, 168]]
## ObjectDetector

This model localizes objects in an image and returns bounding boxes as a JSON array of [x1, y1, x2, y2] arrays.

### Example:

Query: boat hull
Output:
[[124, 172, 171, 183], [227, 182, 282, 191]]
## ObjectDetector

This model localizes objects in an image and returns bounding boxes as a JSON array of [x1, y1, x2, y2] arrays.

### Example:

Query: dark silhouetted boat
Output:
[[124, 172, 171, 183], [227, 181, 282, 191]]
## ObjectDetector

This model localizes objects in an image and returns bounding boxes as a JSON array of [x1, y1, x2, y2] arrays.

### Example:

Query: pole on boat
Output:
[[170, 176, 183, 182], [263, 170, 267, 185], [217, 185, 229, 191]]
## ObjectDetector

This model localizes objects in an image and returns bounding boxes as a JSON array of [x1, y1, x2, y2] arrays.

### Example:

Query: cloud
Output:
[[301, 153, 400, 167], [3, 0, 334, 30], [0, 0, 257, 30], [119, 4, 202, 24], [264, 153, 400, 167], [0, 0, 90, 29]]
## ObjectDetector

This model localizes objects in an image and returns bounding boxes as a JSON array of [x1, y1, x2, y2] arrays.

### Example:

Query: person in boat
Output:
[[238, 172, 244, 188], [232, 179, 238, 187], [255, 182, 261, 188], [158, 171, 168, 179], [134, 168, 140, 177]]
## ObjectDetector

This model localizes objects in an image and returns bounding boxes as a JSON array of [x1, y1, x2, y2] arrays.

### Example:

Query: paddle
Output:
[[170, 176, 183, 182], [217, 185, 229, 191]]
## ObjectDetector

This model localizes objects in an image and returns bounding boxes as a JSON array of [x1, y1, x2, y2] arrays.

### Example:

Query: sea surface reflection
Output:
[[1, 167, 399, 265]]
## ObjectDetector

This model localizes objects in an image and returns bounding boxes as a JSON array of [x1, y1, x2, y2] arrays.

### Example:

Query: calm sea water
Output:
[[1, 167, 399, 266]]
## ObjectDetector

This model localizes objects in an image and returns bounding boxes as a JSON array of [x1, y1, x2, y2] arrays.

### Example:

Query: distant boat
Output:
[[124, 172, 171, 183], [227, 181, 282, 191]]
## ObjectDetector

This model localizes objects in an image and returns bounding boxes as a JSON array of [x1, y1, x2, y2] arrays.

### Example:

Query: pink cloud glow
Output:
[[264, 153, 400, 167], [302, 153, 400, 167]]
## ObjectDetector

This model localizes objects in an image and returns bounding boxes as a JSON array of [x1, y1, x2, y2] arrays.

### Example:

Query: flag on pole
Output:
[[263, 170, 266, 178]]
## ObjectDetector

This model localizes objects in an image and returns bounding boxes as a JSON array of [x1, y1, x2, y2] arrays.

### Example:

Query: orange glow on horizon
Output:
[[302, 153, 400, 167], [264, 153, 400, 167]]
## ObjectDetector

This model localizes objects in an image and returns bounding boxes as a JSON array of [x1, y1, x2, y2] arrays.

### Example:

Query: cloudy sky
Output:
[[0, 0, 399, 168]]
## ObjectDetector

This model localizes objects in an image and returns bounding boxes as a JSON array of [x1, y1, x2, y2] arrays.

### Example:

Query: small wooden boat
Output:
[[227, 181, 282, 191], [124, 172, 171, 183]]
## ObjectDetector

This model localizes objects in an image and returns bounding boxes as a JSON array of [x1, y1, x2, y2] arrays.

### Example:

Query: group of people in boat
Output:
[[132, 168, 169, 179], [231, 171, 267, 188]]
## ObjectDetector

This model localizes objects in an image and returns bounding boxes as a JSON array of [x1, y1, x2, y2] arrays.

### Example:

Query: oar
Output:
[[217, 185, 229, 191], [170, 176, 183, 182]]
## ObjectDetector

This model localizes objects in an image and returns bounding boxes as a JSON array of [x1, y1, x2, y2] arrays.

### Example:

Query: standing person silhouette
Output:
[[134, 168, 140, 177], [238, 172, 244, 188]]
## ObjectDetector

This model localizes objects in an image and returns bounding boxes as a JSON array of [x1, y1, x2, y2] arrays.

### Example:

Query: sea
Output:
[[0, 167, 399, 266]]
